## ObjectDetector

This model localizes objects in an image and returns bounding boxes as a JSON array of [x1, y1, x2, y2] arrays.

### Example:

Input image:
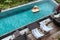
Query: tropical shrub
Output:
[[58, 36, 60, 40], [56, 0, 60, 3], [0, 0, 34, 10]]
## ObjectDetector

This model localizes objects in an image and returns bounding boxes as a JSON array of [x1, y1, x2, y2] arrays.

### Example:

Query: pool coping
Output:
[[1, 0, 41, 12], [52, 0, 59, 5], [1, 0, 58, 12]]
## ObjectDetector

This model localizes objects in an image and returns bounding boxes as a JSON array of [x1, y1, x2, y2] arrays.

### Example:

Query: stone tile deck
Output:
[[27, 21, 60, 40], [41, 22, 60, 40]]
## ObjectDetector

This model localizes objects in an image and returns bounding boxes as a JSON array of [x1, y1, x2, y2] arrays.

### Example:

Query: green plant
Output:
[[58, 36, 60, 40], [56, 0, 60, 3], [0, 4, 3, 9], [0, 0, 34, 10]]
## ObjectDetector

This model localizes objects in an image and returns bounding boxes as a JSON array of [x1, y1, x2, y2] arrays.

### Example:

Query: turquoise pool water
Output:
[[0, 1, 56, 36]]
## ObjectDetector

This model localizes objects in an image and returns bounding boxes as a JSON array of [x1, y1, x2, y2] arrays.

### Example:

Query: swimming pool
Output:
[[0, 0, 57, 37]]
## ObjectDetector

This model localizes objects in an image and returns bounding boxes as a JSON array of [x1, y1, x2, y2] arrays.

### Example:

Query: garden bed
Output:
[[55, 0, 60, 3], [0, 0, 35, 10]]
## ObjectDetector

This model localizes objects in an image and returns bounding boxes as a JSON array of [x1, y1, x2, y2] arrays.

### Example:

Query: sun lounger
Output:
[[2, 35, 13, 40], [27, 23, 44, 39], [2, 32, 20, 40], [54, 14, 60, 18], [40, 22, 53, 32], [32, 28, 44, 39], [13, 34, 27, 40], [13, 30, 20, 39], [39, 18, 51, 25], [50, 13, 60, 26], [13, 31, 28, 40], [20, 28, 29, 35]]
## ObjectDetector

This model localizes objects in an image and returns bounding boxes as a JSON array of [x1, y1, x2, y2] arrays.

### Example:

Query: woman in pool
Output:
[[32, 5, 39, 13]]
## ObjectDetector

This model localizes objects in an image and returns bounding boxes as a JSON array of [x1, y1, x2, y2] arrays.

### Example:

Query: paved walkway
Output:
[[41, 22, 60, 40], [48, 31, 60, 40]]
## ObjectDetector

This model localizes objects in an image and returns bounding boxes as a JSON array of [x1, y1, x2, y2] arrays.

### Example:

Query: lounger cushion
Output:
[[32, 28, 44, 39], [39, 18, 51, 25], [40, 24, 53, 32]]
